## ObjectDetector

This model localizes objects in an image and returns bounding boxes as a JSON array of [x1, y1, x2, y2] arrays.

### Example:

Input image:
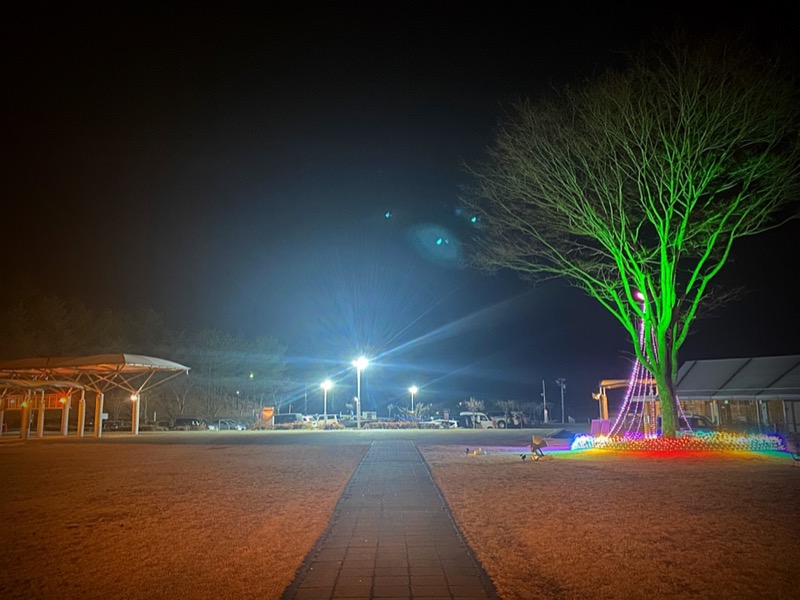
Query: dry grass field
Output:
[[421, 446, 800, 600], [1, 434, 798, 600], [0, 439, 367, 600]]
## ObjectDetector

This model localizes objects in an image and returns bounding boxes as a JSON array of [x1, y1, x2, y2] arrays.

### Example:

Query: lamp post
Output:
[[249, 372, 255, 419], [409, 385, 418, 415], [541, 380, 548, 424], [321, 379, 333, 423], [556, 378, 567, 423], [352, 356, 369, 429], [131, 393, 140, 435]]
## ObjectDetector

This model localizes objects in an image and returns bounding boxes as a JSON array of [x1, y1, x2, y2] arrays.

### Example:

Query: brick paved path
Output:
[[281, 439, 499, 599]]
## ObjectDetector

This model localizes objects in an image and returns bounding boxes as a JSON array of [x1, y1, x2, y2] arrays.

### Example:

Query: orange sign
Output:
[[261, 406, 275, 422]]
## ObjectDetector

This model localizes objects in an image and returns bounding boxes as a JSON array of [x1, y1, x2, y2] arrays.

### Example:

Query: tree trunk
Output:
[[655, 373, 679, 437], [647, 314, 680, 438]]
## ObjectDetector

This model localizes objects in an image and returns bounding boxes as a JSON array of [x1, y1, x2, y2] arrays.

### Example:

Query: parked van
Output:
[[315, 414, 339, 428], [458, 411, 496, 429], [273, 413, 306, 427]]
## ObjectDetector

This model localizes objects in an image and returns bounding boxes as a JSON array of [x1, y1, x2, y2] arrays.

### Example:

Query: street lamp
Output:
[[352, 356, 369, 429], [556, 378, 567, 423], [321, 379, 333, 423], [249, 372, 256, 418], [409, 385, 418, 414], [131, 393, 140, 435]]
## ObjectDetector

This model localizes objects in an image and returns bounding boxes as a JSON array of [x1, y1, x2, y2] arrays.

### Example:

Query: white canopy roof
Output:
[[676, 355, 800, 401], [0, 354, 190, 394]]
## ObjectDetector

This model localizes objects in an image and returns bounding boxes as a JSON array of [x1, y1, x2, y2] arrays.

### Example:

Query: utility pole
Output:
[[541, 380, 548, 424], [556, 378, 567, 423]]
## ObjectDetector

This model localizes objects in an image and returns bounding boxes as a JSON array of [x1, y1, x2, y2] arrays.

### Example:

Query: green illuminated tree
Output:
[[465, 33, 800, 437]]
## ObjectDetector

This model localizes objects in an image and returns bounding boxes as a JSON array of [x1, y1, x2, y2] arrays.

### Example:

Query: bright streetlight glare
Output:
[[352, 356, 369, 429], [321, 379, 334, 423], [409, 385, 419, 413]]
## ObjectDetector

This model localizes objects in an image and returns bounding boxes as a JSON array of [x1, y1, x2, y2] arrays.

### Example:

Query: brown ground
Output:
[[0, 439, 367, 600], [1, 434, 798, 599], [420, 446, 800, 600]]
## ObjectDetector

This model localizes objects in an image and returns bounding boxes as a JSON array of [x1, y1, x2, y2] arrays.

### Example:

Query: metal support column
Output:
[[78, 390, 86, 437], [94, 391, 104, 438], [21, 397, 31, 441], [36, 390, 46, 438], [60, 395, 71, 436], [132, 394, 140, 435]]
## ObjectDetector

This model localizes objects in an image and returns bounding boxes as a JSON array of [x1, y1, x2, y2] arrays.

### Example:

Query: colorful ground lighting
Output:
[[571, 431, 788, 453]]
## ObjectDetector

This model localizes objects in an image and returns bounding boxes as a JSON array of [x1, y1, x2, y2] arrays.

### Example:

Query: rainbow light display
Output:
[[571, 431, 788, 453], [578, 300, 791, 455], [607, 300, 694, 438]]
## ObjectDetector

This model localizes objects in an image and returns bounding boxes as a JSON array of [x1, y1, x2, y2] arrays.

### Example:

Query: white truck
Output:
[[459, 411, 497, 429]]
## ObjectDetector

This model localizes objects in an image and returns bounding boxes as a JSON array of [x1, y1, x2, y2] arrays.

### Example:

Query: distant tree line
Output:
[[0, 293, 290, 422]]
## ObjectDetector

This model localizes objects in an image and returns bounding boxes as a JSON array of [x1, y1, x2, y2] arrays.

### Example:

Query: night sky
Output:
[[4, 3, 799, 419]]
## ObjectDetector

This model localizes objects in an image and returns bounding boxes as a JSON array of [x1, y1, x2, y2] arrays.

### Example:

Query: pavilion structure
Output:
[[0, 354, 190, 439]]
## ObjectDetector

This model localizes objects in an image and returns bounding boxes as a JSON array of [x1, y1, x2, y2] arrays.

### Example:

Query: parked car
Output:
[[171, 417, 207, 431], [272, 413, 310, 428], [458, 411, 496, 429], [314, 414, 339, 428], [207, 418, 247, 431], [429, 418, 458, 429], [485, 412, 512, 428], [487, 411, 528, 428], [273, 413, 304, 425], [656, 414, 717, 434], [680, 415, 717, 432], [105, 420, 131, 431]]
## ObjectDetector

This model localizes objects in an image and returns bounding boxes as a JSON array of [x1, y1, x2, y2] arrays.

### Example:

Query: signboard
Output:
[[443, 409, 450, 420], [261, 406, 275, 422], [101, 413, 109, 420]]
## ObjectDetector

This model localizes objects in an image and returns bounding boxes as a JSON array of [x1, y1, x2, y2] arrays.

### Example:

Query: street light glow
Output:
[[409, 385, 418, 413], [353, 356, 369, 429], [321, 379, 334, 423]]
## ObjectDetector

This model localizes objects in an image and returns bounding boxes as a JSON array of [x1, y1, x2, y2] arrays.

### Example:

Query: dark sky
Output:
[[4, 2, 799, 418]]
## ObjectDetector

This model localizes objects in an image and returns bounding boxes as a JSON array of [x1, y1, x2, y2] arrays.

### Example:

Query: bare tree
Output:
[[463, 397, 485, 413], [413, 402, 432, 420], [465, 33, 800, 436], [494, 399, 518, 423]]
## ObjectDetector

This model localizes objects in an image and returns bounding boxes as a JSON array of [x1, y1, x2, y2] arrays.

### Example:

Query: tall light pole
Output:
[[409, 385, 418, 415], [352, 356, 369, 429], [541, 380, 548, 424], [321, 379, 333, 422], [130, 394, 140, 435], [556, 378, 567, 423], [249, 372, 255, 419]]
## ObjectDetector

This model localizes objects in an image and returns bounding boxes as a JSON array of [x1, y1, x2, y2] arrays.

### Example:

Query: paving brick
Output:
[[373, 584, 410, 597], [331, 583, 373, 598], [298, 568, 339, 587], [280, 441, 498, 600]]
